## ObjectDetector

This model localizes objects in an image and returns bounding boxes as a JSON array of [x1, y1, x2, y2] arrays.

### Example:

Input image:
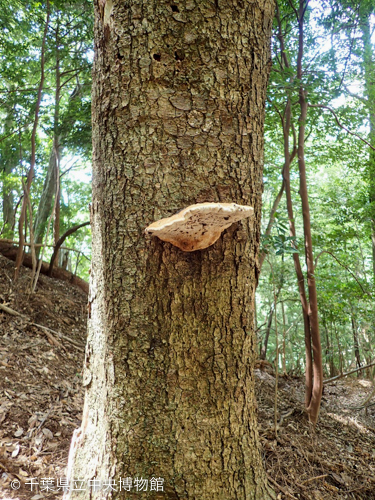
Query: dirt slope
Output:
[[0, 255, 86, 499], [256, 368, 375, 499]]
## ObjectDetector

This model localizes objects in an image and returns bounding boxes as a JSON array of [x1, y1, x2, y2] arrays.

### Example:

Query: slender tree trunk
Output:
[[53, 167, 61, 263], [53, 21, 61, 263], [34, 16, 61, 259], [48, 221, 90, 275], [329, 327, 337, 377], [360, 5, 375, 282], [2, 110, 19, 237], [274, 2, 315, 420], [323, 318, 331, 377], [2, 164, 15, 236], [281, 301, 286, 375], [351, 315, 362, 372], [260, 305, 274, 360], [334, 322, 343, 374], [14, 2, 50, 278], [64, 1, 275, 499], [295, 0, 323, 424], [282, 99, 312, 408], [33, 146, 60, 252]]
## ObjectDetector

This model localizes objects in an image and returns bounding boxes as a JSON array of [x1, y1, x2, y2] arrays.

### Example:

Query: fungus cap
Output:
[[145, 202, 254, 252]]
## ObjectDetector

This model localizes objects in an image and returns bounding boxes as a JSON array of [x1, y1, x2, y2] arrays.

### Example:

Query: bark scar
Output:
[[99, 0, 113, 27]]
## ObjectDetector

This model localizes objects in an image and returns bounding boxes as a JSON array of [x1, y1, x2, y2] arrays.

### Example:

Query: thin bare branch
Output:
[[286, 0, 299, 23], [308, 104, 375, 150], [342, 83, 367, 104], [324, 361, 375, 385], [314, 250, 372, 298], [48, 221, 90, 275]]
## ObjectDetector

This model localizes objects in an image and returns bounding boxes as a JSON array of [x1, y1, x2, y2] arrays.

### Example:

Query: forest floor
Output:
[[256, 367, 375, 499], [0, 255, 375, 500]]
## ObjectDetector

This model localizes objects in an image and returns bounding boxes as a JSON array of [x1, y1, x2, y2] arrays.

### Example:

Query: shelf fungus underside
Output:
[[145, 202, 254, 252]]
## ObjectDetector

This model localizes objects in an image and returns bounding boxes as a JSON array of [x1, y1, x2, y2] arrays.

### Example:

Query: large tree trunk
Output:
[[65, 1, 274, 499]]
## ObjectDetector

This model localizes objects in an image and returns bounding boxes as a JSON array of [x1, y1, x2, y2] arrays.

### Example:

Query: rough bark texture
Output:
[[65, 1, 274, 499]]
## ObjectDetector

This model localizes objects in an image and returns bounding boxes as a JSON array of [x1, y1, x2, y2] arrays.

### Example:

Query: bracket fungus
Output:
[[145, 202, 254, 252]]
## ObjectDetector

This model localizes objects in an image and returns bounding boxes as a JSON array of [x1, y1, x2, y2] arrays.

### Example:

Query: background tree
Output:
[[257, 0, 375, 392], [260, 0, 324, 423]]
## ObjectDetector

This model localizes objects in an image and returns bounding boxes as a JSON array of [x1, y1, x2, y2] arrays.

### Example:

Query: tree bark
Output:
[[53, 18, 61, 263], [282, 99, 312, 408], [64, 0, 275, 499]]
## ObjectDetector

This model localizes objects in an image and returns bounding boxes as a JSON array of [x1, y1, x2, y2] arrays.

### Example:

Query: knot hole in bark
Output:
[[171, 4, 179, 12], [175, 49, 185, 61]]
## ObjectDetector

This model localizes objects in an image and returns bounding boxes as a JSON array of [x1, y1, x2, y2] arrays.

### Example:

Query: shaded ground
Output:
[[256, 368, 375, 499], [1, 255, 375, 499], [0, 256, 86, 499]]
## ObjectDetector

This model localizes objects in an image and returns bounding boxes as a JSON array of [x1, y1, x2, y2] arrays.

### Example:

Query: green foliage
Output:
[[0, 0, 93, 278], [261, 214, 299, 256]]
